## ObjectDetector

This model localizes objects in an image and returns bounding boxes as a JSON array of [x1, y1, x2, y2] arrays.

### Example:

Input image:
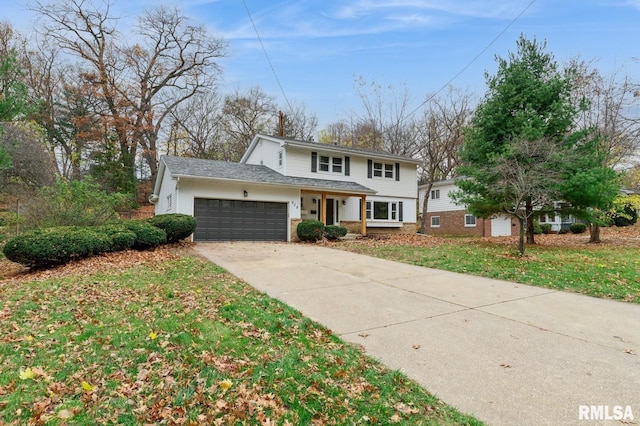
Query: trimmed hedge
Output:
[[569, 222, 587, 234], [2, 226, 112, 268], [297, 220, 324, 242], [122, 220, 167, 249], [2, 218, 177, 268], [95, 224, 137, 252], [147, 213, 196, 243], [324, 225, 348, 240]]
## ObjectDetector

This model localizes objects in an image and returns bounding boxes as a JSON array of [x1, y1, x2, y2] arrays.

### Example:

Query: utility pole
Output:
[[278, 111, 284, 137]]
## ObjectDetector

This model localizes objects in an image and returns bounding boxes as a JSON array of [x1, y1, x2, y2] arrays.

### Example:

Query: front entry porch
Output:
[[300, 190, 367, 236]]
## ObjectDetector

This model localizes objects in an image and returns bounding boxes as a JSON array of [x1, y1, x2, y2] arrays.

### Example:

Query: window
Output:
[[166, 194, 172, 211], [365, 201, 401, 221], [373, 202, 389, 220], [319, 155, 330, 172], [385, 164, 394, 178], [373, 162, 383, 177], [431, 189, 440, 200], [332, 157, 343, 173], [278, 150, 283, 166], [431, 216, 440, 227], [300, 197, 304, 209], [464, 214, 476, 227]]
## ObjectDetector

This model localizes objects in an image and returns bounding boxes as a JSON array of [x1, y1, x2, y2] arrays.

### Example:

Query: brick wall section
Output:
[[424, 212, 520, 236], [425, 211, 487, 236]]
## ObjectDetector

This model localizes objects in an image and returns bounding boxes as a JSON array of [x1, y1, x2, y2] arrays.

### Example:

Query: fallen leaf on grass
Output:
[[19, 368, 35, 380], [57, 409, 74, 420], [81, 381, 96, 392], [219, 379, 233, 390]]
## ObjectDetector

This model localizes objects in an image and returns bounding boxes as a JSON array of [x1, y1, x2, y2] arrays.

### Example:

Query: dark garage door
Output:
[[193, 198, 288, 241]]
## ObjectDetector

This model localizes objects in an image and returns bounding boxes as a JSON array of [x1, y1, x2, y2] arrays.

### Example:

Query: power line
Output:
[[406, 0, 538, 118], [241, 0, 293, 112]]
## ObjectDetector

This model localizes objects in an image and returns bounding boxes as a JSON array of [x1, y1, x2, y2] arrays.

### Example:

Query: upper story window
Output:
[[278, 150, 283, 167], [319, 155, 330, 172], [368, 160, 400, 181], [332, 157, 342, 173], [311, 152, 350, 176], [431, 189, 440, 200]]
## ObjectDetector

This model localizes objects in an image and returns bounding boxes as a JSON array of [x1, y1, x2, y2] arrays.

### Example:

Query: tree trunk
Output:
[[420, 183, 433, 234], [589, 223, 601, 243], [526, 199, 536, 244], [518, 217, 526, 255]]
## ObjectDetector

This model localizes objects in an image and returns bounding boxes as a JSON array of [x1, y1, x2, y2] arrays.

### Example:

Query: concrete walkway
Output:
[[193, 242, 640, 426]]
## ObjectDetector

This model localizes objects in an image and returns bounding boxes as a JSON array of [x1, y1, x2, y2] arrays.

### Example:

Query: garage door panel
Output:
[[194, 198, 287, 241]]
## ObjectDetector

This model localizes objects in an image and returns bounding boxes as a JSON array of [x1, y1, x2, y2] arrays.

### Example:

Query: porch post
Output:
[[360, 195, 367, 236], [321, 192, 327, 225]]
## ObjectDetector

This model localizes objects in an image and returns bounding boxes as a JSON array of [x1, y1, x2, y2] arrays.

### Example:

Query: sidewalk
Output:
[[193, 242, 640, 426]]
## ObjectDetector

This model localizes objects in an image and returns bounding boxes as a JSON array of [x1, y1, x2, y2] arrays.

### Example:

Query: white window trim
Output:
[[464, 214, 477, 227], [431, 215, 440, 228]]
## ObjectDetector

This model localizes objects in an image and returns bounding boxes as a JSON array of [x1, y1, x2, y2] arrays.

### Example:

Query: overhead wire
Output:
[[405, 0, 538, 118], [241, 0, 537, 128], [241, 0, 293, 112]]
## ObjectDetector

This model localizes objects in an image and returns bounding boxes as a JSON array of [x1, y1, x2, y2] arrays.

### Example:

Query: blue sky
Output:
[[4, 0, 640, 128]]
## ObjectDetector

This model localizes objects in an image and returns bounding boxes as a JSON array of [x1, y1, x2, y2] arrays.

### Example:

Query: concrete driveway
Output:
[[193, 242, 640, 426]]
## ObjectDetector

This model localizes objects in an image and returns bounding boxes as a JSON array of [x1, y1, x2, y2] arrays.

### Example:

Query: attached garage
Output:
[[193, 198, 288, 241]]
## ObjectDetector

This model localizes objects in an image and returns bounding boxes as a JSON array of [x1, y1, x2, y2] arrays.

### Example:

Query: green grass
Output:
[[0, 254, 482, 425], [337, 240, 640, 303]]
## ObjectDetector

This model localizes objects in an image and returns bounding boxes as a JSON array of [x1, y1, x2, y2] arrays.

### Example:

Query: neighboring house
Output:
[[151, 134, 420, 242], [418, 179, 519, 237]]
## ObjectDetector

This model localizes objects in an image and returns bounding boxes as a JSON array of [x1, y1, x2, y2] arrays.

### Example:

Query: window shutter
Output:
[[367, 159, 372, 178], [395, 162, 400, 181], [399, 201, 404, 222], [311, 152, 317, 173], [344, 156, 350, 176]]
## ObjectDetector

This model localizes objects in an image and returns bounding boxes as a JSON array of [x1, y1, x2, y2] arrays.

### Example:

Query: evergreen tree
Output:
[[454, 35, 577, 254]]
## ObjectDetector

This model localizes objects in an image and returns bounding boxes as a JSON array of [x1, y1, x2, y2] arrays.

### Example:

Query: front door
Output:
[[326, 198, 335, 225]]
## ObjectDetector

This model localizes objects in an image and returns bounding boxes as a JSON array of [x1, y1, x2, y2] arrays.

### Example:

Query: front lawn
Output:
[[0, 246, 481, 425], [332, 228, 640, 303]]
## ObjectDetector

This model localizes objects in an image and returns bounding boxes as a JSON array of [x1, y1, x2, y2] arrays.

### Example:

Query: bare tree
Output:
[[352, 77, 420, 156], [0, 122, 57, 194], [494, 138, 564, 254], [32, 0, 227, 190], [220, 86, 276, 161], [570, 59, 640, 168], [418, 87, 474, 233], [167, 92, 224, 159], [277, 100, 318, 141]]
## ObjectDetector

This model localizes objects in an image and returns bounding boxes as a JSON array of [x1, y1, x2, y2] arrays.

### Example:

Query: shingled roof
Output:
[[159, 155, 376, 195]]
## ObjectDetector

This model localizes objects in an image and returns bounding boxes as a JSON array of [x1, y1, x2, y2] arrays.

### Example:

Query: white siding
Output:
[[244, 138, 284, 172], [154, 169, 178, 214], [419, 181, 463, 213]]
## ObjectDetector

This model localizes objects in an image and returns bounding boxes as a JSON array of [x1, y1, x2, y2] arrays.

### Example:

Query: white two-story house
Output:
[[151, 134, 420, 241]]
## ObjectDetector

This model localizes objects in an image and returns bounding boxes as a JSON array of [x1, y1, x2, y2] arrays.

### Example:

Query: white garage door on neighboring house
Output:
[[193, 198, 288, 241], [491, 216, 513, 237]]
